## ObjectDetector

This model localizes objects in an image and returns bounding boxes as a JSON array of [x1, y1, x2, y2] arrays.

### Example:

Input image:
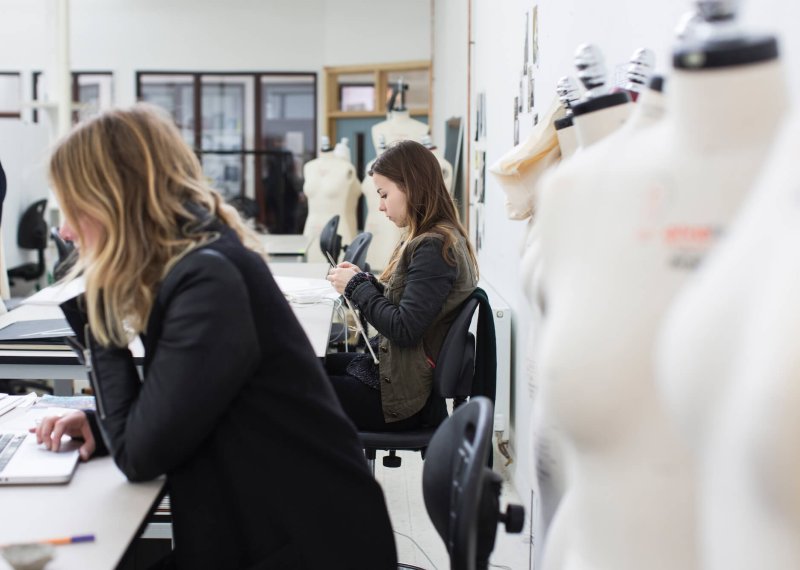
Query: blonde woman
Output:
[[34, 104, 396, 569]]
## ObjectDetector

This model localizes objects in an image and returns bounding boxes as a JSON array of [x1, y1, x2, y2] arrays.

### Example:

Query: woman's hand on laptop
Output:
[[30, 411, 96, 461]]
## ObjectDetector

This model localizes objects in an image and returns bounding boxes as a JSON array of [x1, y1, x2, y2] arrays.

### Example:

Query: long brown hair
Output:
[[369, 140, 477, 281], [49, 103, 264, 347]]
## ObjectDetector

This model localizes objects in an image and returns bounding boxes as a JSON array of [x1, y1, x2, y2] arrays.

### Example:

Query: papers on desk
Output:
[[0, 392, 37, 418], [0, 319, 74, 351], [20, 277, 85, 306], [274, 276, 340, 304]]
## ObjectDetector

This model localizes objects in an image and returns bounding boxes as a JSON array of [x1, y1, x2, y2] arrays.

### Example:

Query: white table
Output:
[[259, 233, 314, 260], [0, 407, 165, 570], [0, 266, 335, 395]]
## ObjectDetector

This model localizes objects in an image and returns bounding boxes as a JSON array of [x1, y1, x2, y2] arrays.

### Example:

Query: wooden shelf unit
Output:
[[323, 60, 432, 144]]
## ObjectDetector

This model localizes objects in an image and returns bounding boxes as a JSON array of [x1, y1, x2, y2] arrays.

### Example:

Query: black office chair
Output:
[[7, 198, 48, 286], [50, 227, 77, 282], [360, 292, 491, 473], [328, 231, 374, 350], [343, 231, 372, 271], [415, 396, 524, 570], [320, 214, 342, 263]]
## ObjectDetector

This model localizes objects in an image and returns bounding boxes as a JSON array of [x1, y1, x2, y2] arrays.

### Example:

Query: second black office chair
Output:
[[320, 214, 343, 263], [7, 198, 48, 286], [398, 397, 524, 570]]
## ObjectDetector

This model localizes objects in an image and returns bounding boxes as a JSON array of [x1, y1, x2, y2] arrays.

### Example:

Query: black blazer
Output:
[[66, 223, 396, 569]]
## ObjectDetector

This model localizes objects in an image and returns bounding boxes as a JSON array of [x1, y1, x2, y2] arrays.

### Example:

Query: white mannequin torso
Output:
[[431, 149, 453, 193], [537, 57, 787, 570], [571, 97, 633, 148], [656, 97, 795, 569], [371, 111, 429, 153], [302, 151, 361, 262], [362, 158, 403, 271]]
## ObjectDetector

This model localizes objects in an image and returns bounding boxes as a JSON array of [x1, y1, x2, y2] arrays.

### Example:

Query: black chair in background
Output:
[[416, 396, 524, 570], [50, 226, 77, 281], [320, 214, 343, 264], [360, 294, 486, 473], [328, 231, 373, 350], [7, 198, 48, 286], [343, 231, 372, 270]]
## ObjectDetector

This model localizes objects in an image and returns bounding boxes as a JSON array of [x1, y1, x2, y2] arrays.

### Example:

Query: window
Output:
[[0, 73, 22, 119], [137, 72, 317, 233], [33, 71, 114, 124]]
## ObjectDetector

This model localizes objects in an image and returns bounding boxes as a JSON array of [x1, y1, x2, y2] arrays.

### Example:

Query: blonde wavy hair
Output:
[[49, 103, 264, 347]]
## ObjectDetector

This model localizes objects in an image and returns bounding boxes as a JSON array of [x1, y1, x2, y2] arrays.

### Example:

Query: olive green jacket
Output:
[[349, 230, 477, 422]]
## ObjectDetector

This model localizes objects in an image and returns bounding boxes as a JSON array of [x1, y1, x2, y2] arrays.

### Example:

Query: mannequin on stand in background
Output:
[[302, 136, 360, 262], [658, 110, 799, 570], [333, 137, 352, 161], [536, 2, 788, 568], [553, 76, 582, 161], [569, 44, 633, 149], [421, 135, 453, 193], [362, 135, 402, 271], [655, 3, 795, 567], [371, 109, 429, 152], [488, 94, 565, 567]]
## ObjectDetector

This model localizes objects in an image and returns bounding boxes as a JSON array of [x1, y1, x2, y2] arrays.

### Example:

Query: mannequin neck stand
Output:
[[555, 117, 579, 159], [623, 85, 667, 133], [572, 92, 633, 148], [669, 56, 786, 148]]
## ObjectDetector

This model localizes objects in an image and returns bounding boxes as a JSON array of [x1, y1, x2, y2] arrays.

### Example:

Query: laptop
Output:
[[0, 431, 80, 485]]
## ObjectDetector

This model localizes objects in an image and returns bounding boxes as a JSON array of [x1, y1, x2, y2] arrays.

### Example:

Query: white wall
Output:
[[432, 0, 800, 528], [0, 0, 430, 280]]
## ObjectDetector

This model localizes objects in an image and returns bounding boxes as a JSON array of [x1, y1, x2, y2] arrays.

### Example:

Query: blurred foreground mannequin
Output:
[[569, 44, 633, 149], [302, 136, 360, 262], [659, 109, 799, 570], [507, 47, 657, 567], [489, 96, 564, 565], [536, 3, 788, 568], [553, 77, 582, 161]]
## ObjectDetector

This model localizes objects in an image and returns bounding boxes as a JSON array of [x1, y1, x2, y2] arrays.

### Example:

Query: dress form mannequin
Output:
[[333, 137, 352, 161], [524, 51, 659, 570], [569, 45, 633, 149], [421, 135, 454, 193], [536, 3, 788, 568], [371, 109, 429, 154], [654, 4, 794, 566], [362, 164, 403, 272], [657, 110, 798, 570], [553, 76, 582, 161], [302, 137, 361, 262]]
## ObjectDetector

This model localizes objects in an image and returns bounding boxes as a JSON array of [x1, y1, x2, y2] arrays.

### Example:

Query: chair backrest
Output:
[[422, 396, 495, 570], [319, 214, 342, 263], [342, 231, 372, 269], [17, 199, 48, 250], [434, 297, 479, 400]]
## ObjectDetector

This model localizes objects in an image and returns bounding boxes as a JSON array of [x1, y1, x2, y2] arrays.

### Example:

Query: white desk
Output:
[[0, 266, 334, 395], [0, 407, 165, 570], [259, 233, 314, 260]]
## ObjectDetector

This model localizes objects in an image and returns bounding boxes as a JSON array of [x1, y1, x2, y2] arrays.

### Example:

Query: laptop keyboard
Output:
[[0, 433, 26, 473]]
